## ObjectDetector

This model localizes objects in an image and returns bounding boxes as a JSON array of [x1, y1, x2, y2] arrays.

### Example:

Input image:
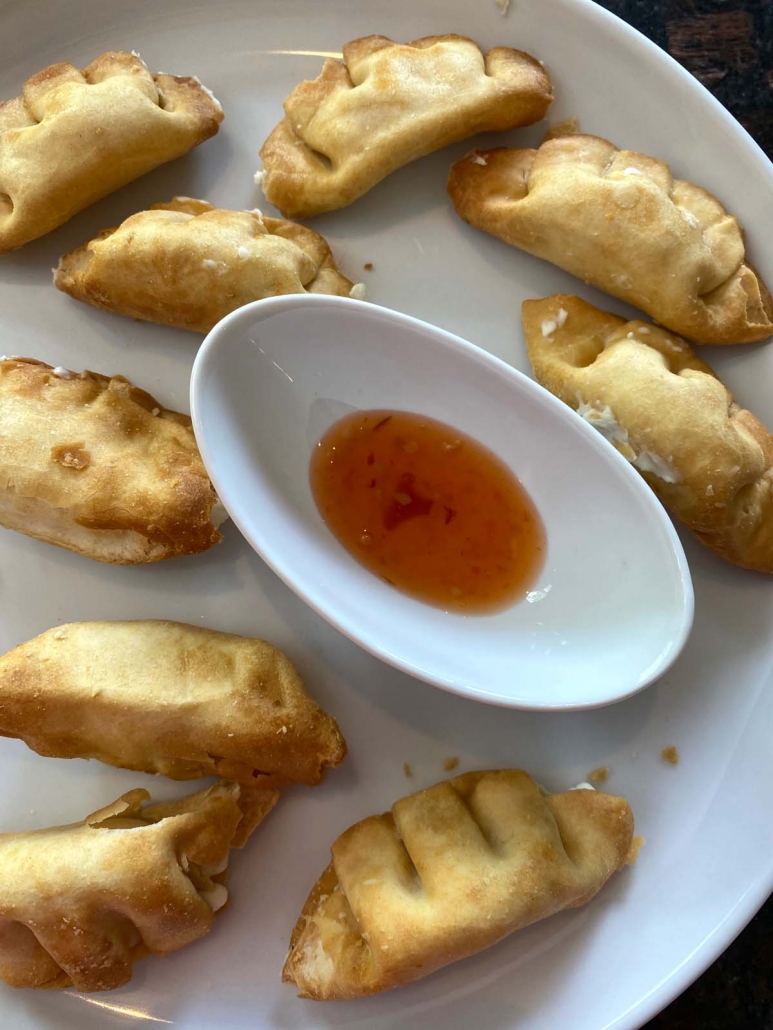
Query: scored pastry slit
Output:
[[306, 146, 334, 172], [334, 814, 422, 902], [282, 771, 635, 999], [391, 783, 492, 894], [461, 770, 549, 856]]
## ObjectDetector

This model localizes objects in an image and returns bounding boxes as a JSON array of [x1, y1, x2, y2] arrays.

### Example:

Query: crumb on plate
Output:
[[364, 262, 374, 271], [588, 766, 609, 783], [403, 762, 412, 778], [443, 756, 459, 772], [661, 745, 680, 765]]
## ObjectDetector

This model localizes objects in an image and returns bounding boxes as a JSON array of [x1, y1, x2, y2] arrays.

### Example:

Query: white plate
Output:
[[1, 1, 771, 1028]]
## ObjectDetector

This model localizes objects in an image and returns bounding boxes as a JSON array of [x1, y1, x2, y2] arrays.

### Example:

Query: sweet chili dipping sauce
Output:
[[310, 409, 546, 614]]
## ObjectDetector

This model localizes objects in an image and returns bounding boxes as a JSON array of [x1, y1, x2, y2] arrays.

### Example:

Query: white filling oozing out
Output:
[[202, 258, 228, 272], [623, 166, 643, 176], [569, 782, 595, 791], [210, 498, 229, 528], [471, 153, 488, 166], [301, 932, 336, 983], [634, 449, 681, 480], [677, 206, 700, 229], [577, 400, 629, 445], [349, 283, 367, 301], [237, 246, 251, 259], [542, 309, 568, 336], [196, 854, 230, 911], [577, 398, 682, 483], [199, 883, 229, 912], [253, 168, 266, 189]]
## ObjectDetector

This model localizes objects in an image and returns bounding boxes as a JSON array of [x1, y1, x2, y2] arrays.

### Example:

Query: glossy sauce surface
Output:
[[310, 409, 546, 614]]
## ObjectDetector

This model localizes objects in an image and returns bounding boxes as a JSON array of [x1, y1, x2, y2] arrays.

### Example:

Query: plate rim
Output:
[[0, 0, 771, 1026]]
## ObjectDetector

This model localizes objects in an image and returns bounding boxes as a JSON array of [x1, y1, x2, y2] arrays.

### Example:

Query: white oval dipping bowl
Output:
[[191, 295, 693, 710]]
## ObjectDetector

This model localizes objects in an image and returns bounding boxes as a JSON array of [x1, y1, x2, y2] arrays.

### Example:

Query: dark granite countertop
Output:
[[600, 0, 773, 157], [596, 4, 772, 1027]]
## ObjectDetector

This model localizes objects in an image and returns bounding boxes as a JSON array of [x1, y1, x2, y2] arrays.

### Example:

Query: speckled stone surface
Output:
[[596, 3, 772, 1027]]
